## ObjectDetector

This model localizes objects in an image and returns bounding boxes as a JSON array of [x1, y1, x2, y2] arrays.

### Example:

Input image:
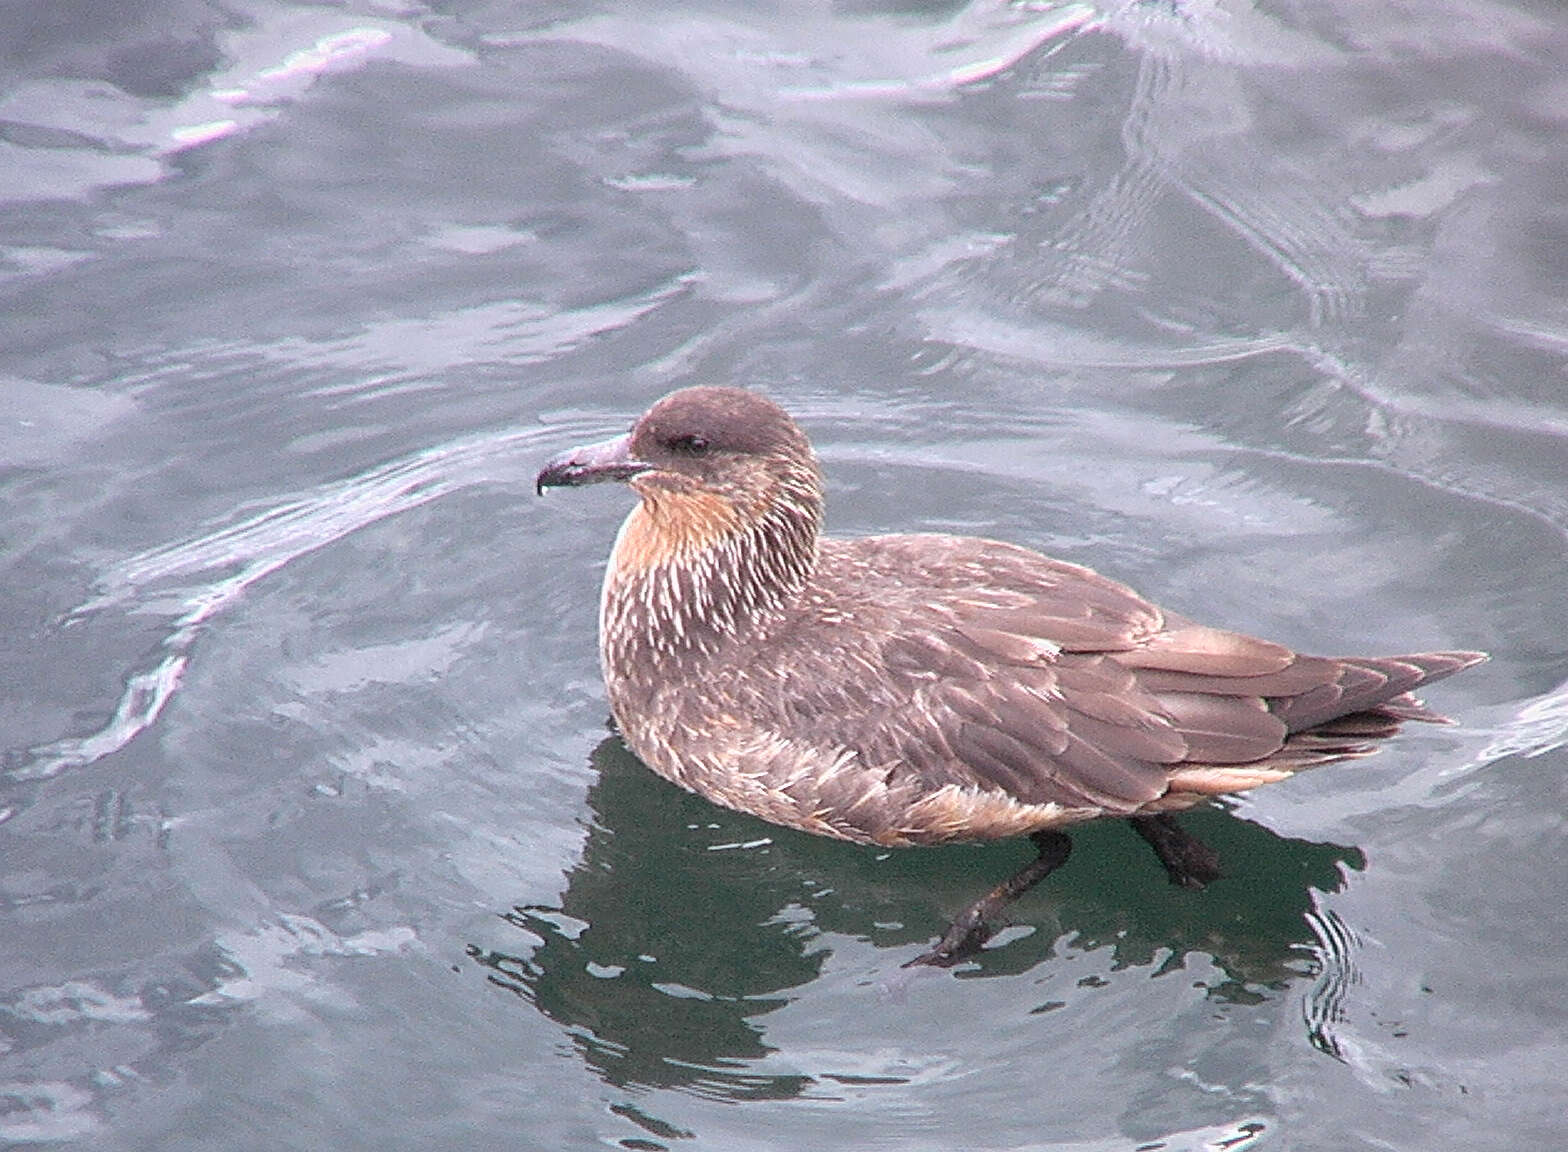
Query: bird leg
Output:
[[905, 830, 1073, 968], [1129, 814, 1222, 889]]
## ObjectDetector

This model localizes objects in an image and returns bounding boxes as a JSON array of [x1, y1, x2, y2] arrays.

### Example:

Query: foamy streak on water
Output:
[[12, 425, 560, 782]]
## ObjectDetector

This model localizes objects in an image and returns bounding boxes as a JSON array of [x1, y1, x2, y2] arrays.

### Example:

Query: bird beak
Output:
[[536, 432, 653, 495]]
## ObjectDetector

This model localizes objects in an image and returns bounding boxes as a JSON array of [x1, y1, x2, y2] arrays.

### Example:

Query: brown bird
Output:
[[536, 386, 1485, 966]]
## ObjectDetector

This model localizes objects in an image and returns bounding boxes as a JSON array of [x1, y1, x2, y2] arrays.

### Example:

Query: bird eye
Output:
[[666, 434, 710, 454]]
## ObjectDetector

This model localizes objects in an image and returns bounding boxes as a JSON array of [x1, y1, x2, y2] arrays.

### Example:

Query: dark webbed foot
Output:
[[905, 831, 1073, 967], [1129, 814, 1222, 889]]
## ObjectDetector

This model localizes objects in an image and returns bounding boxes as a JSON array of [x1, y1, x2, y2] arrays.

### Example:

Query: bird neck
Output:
[[600, 470, 822, 666]]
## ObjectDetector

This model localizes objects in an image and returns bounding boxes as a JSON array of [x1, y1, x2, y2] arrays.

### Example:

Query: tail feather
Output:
[[1271, 649, 1486, 733], [1155, 650, 1485, 806]]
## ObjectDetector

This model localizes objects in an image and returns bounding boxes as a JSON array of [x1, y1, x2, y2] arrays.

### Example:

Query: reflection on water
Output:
[[470, 735, 1362, 1097], [469, 738, 822, 1100]]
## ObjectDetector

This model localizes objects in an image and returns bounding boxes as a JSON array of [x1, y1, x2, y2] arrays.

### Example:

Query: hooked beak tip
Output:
[[535, 432, 651, 495]]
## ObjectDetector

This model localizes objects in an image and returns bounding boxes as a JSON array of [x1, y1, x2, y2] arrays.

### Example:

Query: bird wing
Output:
[[772, 536, 1479, 825], [810, 535, 1193, 813]]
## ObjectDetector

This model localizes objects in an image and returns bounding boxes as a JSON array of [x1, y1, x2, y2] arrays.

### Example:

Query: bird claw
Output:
[[904, 911, 995, 968]]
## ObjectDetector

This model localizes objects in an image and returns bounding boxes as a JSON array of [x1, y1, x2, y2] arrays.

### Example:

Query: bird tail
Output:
[[1159, 650, 1486, 799], [1270, 649, 1487, 733]]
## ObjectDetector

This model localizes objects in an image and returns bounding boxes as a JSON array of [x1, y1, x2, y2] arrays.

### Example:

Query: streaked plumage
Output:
[[537, 386, 1484, 962]]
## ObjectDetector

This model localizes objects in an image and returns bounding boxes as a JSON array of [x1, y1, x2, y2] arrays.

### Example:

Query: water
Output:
[[3, 1, 1566, 1148]]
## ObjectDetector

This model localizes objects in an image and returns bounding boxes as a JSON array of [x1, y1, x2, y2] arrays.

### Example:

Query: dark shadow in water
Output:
[[467, 735, 1364, 1095]]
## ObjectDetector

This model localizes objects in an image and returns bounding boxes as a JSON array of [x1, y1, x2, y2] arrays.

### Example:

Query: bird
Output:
[[535, 386, 1486, 966]]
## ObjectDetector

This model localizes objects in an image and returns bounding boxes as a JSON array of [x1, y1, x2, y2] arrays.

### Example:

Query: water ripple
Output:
[[9, 423, 559, 782], [1300, 905, 1363, 1061], [1476, 680, 1568, 765], [191, 912, 418, 1006], [919, 304, 1294, 369], [0, 1, 471, 204]]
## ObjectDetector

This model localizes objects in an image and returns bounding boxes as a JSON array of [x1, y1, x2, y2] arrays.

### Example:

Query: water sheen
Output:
[[2, 1, 1565, 1149]]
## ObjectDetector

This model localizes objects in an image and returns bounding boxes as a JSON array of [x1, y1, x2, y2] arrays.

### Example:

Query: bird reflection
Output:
[[467, 735, 1364, 1094]]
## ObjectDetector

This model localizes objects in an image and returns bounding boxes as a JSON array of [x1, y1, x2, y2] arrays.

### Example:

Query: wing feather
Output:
[[792, 537, 1481, 831]]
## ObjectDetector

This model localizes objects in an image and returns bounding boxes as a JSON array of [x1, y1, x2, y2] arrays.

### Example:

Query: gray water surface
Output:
[[3, 1, 1566, 1149]]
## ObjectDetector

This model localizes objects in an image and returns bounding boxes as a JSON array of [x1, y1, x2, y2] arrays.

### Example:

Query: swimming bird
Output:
[[536, 386, 1485, 966]]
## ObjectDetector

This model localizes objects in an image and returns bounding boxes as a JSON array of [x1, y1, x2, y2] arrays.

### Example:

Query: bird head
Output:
[[537, 386, 823, 542]]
